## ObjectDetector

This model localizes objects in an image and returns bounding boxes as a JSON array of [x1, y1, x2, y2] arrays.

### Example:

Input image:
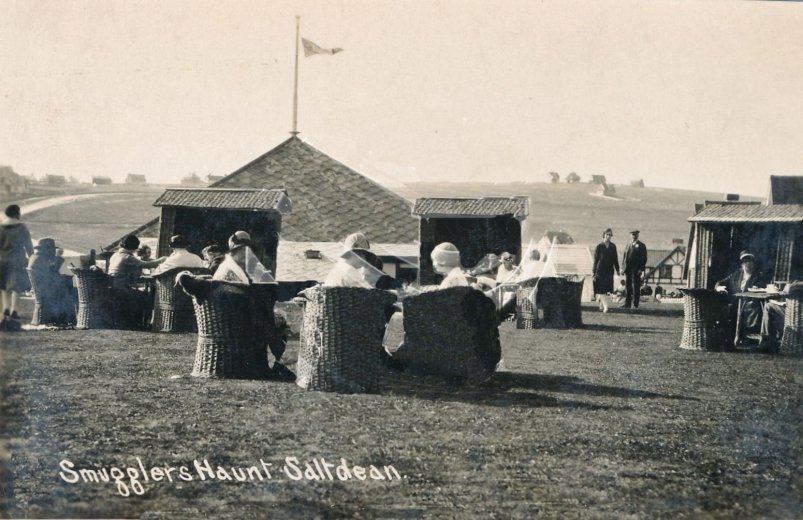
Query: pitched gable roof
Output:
[[210, 137, 418, 243], [412, 196, 529, 219], [153, 188, 292, 212]]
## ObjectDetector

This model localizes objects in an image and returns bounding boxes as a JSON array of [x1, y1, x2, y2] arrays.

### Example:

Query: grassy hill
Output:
[[8, 181, 761, 254], [395, 181, 762, 250]]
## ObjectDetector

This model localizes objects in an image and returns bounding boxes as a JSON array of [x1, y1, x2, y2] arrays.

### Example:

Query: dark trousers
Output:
[[624, 270, 641, 308]]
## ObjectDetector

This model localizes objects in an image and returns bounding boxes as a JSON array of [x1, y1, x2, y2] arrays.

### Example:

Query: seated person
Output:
[[107, 234, 166, 326], [136, 244, 152, 262], [715, 250, 768, 335], [210, 231, 291, 378], [201, 244, 226, 275], [495, 252, 517, 284], [431, 242, 470, 288], [27, 237, 76, 323], [108, 235, 165, 290], [151, 234, 204, 275], [323, 232, 397, 290], [516, 249, 554, 281], [213, 231, 276, 284]]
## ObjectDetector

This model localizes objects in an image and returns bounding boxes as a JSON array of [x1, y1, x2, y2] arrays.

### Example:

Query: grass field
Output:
[[1, 299, 800, 519]]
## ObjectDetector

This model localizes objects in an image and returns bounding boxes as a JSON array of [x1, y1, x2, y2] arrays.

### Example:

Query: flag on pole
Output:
[[301, 38, 343, 57]]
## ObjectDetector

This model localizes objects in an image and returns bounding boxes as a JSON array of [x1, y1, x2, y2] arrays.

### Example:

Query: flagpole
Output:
[[291, 15, 300, 136]]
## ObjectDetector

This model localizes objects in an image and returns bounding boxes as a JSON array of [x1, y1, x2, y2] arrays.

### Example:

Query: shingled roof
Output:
[[412, 196, 529, 219], [689, 203, 803, 223], [209, 137, 418, 243], [153, 188, 291, 213]]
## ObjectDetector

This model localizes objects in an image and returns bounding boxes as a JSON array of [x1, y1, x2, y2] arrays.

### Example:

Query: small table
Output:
[[732, 290, 785, 346]]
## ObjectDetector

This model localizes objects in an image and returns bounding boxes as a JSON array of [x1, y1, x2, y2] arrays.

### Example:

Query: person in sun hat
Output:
[[201, 244, 226, 275], [621, 229, 647, 309], [715, 250, 769, 336], [151, 234, 204, 275], [212, 231, 276, 284]]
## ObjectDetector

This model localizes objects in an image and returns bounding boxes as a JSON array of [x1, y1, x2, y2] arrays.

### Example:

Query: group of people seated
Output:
[[714, 249, 793, 351]]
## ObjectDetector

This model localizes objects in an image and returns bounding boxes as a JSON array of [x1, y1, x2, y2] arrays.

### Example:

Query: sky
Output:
[[1, 0, 802, 196]]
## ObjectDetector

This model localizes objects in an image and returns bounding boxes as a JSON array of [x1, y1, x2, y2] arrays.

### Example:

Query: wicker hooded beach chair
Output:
[[560, 278, 585, 328], [179, 275, 279, 378], [516, 277, 566, 329], [779, 283, 803, 356], [27, 268, 75, 326], [393, 286, 501, 384], [678, 288, 731, 351], [151, 267, 208, 332], [295, 285, 397, 393]]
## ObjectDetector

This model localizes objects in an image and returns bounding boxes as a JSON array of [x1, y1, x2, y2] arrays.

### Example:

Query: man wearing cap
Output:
[[621, 230, 648, 309], [715, 250, 768, 335], [151, 235, 204, 276]]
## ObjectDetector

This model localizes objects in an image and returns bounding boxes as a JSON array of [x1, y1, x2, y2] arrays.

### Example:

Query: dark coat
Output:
[[717, 269, 769, 330], [622, 239, 648, 273], [593, 241, 619, 294], [0, 219, 33, 292]]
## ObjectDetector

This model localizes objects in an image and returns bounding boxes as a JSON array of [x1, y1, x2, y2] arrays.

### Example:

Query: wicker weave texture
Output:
[[296, 286, 396, 393], [151, 267, 208, 333], [779, 289, 803, 356], [188, 281, 274, 378], [27, 268, 75, 326], [515, 278, 568, 329], [395, 286, 501, 384], [679, 288, 730, 351], [70, 267, 116, 329]]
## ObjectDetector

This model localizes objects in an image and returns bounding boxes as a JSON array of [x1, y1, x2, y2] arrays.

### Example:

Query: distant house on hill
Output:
[[92, 176, 113, 186], [767, 175, 803, 204], [180, 173, 204, 186], [597, 182, 616, 196], [126, 174, 147, 185], [590, 175, 607, 185], [45, 174, 65, 185], [630, 179, 645, 188], [110, 136, 420, 290], [0, 166, 27, 196], [565, 172, 580, 184]]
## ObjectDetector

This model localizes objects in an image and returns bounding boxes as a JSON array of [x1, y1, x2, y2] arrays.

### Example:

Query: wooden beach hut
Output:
[[412, 196, 529, 285], [153, 188, 292, 276]]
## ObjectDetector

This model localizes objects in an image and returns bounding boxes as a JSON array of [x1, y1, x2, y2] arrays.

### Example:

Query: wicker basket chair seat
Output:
[[779, 283, 803, 356], [394, 286, 501, 384], [560, 278, 585, 328], [516, 277, 565, 329], [179, 275, 277, 378], [69, 267, 117, 329], [151, 267, 209, 332], [295, 285, 397, 393], [27, 268, 76, 326], [678, 288, 731, 351]]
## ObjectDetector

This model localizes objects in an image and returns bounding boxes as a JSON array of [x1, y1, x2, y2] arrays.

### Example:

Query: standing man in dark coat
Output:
[[621, 230, 647, 309]]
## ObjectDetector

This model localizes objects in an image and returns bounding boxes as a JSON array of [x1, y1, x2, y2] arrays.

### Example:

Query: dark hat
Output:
[[4, 204, 20, 218], [739, 250, 755, 262], [630, 230, 640, 235], [34, 237, 56, 250], [169, 234, 189, 248], [121, 234, 140, 251], [228, 230, 251, 250], [603, 228, 613, 236]]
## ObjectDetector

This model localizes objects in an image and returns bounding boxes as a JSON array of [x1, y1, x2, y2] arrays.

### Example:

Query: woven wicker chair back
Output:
[[69, 267, 116, 329], [27, 268, 75, 326], [296, 286, 397, 393], [181, 278, 276, 378], [678, 288, 731, 351], [151, 267, 209, 332], [395, 286, 501, 384], [516, 277, 566, 329], [780, 285, 803, 356]]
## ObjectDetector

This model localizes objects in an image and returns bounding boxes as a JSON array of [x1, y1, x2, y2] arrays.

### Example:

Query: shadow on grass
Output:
[[379, 369, 693, 410], [580, 324, 665, 334]]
